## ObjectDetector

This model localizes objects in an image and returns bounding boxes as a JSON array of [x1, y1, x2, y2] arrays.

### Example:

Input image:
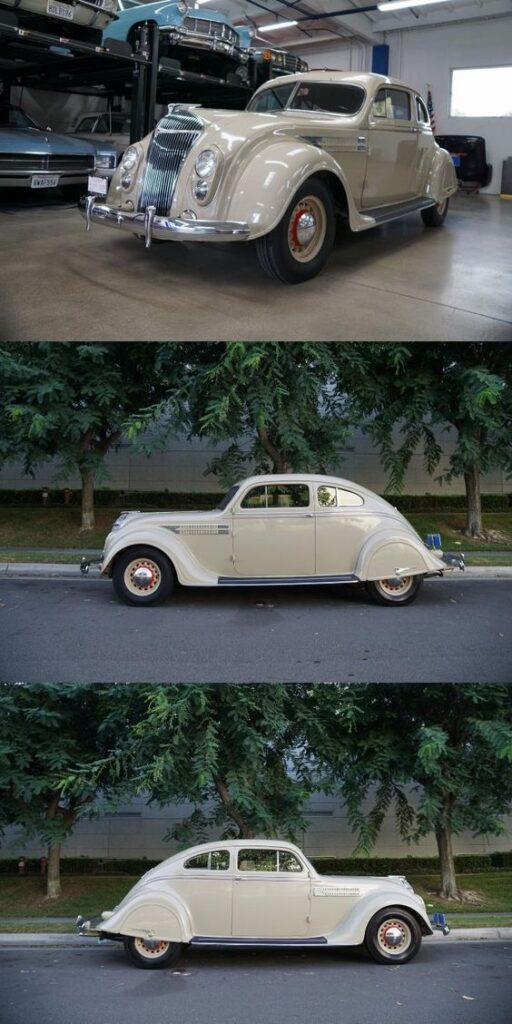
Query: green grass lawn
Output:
[[1, 507, 511, 554], [407, 872, 512, 914]]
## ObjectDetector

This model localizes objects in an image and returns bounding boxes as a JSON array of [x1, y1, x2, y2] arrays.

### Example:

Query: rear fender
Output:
[[355, 530, 445, 581], [100, 890, 192, 943]]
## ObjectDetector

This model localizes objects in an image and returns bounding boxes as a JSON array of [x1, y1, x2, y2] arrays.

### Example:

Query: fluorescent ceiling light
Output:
[[258, 20, 298, 32], [378, 0, 452, 11]]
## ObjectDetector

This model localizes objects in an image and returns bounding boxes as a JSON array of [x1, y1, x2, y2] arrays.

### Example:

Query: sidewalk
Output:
[[1, 562, 512, 580], [0, 927, 511, 947]]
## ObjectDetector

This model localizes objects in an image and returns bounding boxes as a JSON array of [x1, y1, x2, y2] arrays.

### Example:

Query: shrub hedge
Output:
[[0, 489, 510, 511], [1, 853, 510, 876]]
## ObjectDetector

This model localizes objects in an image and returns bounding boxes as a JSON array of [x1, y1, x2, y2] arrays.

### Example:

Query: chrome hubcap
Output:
[[134, 937, 169, 958], [377, 919, 411, 954], [124, 558, 161, 596], [288, 196, 326, 263], [377, 575, 414, 597]]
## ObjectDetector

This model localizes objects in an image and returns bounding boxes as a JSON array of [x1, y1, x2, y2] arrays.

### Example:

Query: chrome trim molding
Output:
[[218, 573, 360, 586]]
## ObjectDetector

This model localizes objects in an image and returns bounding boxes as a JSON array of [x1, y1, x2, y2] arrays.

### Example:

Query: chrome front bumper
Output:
[[80, 196, 250, 246]]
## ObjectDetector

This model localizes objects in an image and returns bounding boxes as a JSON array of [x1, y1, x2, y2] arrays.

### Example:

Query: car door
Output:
[[314, 484, 381, 576], [170, 848, 233, 937], [362, 87, 418, 207], [414, 94, 436, 196], [232, 483, 315, 578], [232, 848, 311, 938]]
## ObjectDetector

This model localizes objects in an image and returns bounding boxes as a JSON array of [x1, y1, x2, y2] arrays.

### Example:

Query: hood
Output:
[[0, 125, 97, 156]]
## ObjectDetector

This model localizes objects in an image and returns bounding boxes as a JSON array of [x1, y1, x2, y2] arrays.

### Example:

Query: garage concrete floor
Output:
[[0, 191, 510, 341]]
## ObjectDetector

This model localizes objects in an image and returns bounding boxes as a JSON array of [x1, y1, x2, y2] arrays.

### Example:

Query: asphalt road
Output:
[[1, 577, 511, 683], [1, 942, 511, 1024]]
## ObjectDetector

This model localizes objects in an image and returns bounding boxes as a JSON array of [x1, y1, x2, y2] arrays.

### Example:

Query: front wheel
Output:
[[112, 546, 175, 606], [365, 575, 423, 606], [256, 176, 336, 283], [421, 198, 449, 227], [365, 907, 422, 964], [124, 936, 184, 970]]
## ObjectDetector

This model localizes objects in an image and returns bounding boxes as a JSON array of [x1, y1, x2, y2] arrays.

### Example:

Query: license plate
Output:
[[88, 175, 108, 195], [31, 175, 60, 189], [47, 0, 74, 19]]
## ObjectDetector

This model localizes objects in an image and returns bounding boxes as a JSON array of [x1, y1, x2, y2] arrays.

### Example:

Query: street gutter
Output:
[[1, 563, 512, 581]]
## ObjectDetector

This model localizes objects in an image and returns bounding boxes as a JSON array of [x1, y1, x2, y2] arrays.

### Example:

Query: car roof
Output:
[[155, 839, 306, 869], [254, 69, 414, 95]]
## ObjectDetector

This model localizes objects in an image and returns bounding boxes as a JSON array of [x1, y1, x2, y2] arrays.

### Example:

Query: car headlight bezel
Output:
[[194, 149, 218, 180], [121, 145, 139, 173], [191, 146, 222, 206]]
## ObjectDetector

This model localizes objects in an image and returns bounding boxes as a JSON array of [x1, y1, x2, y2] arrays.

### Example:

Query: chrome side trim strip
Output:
[[218, 574, 359, 586]]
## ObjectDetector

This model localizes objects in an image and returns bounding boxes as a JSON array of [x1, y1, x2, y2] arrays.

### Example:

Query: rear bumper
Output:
[[79, 195, 251, 245]]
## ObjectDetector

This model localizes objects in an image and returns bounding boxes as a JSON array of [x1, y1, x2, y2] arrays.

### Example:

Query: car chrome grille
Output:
[[0, 154, 94, 171], [138, 110, 204, 216], [184, 16, 239, 47]]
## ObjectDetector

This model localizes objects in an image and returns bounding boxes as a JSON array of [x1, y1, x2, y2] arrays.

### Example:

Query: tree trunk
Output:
[[46, 843, 62, 900], [256, 426, 288, 474], [435, 821, 460, 901], [214, 777, 255, 838], [80, 469, 96, 532], [464, 464, 484, 538]]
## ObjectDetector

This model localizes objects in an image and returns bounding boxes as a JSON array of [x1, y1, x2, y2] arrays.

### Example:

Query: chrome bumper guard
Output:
[[441, 552, 465, 571], [80, 196, 250, 247]]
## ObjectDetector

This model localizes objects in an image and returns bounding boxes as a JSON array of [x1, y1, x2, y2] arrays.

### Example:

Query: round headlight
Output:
[[193, 179, 209, 200], [194, 149, 218, 179], [121, 146, 139, 172], [121, 173, 132, 189]]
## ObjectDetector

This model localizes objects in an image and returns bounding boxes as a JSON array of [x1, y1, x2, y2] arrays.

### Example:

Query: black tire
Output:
[[256, 176, 336, 283], [61, 185, 86, 204], [421, 198, 449, 227], [112, 546, 175, 606], [365, 907, 422, 965], [124, 936, 184, 970], [365, 575, 423, 607]]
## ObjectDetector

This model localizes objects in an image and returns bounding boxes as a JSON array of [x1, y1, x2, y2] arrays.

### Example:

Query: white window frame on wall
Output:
[[449, 65, 512, 119]]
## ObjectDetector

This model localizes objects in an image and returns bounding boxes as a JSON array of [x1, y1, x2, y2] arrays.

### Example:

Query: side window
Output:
[[337, 488, 364, 507], [95, 116, 109, 133], [372, 88, 388, 119], [238, 849, 277, 872], [240, 484, 310, 509], [184, 850, 229, 870], [387, 89, 411, 121], [278, 852, 304, 873], [416, 97, 430, 124], [318, 486, 337, 508], [77, 116, 97, 133]]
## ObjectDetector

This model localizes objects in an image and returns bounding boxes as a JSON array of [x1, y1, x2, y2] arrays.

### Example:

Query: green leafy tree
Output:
[[182, 343, 353, 484], [0, 684, 143, 898], [339, 344, 512, 537], [307, 684, 512, 900], [0, 343, 190, 530]]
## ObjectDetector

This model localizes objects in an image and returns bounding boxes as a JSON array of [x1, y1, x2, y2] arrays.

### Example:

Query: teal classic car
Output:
[[0, 107, 116, 198], [104, 0, 250, 83]]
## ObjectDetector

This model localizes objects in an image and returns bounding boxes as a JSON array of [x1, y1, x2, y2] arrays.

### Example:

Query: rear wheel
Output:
[[112, 547, 175, 606], [365, 575, 423, 606], [421, 198, 449, 227], [124, 936, 183, 970], [256, 176, 336, 283], [365, 907, 422, 964]]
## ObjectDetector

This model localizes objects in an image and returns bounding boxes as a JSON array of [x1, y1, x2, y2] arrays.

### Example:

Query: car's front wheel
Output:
[[421, 198, 449, 227], [365, 907, 422, 964], [124, 936, 184, 969], [112, 547, 175, 606], [256, 176, 336, 283], [365, 575, 423, 606]]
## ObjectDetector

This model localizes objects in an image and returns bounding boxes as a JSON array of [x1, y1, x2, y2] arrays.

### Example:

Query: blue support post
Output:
[[372, 44, 389, 76]]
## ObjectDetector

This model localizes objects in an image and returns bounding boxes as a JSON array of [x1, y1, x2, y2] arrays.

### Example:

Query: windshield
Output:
[[216, 485, 239, 511], [248, 81, 365, 116], [0, 107, 40, 129]]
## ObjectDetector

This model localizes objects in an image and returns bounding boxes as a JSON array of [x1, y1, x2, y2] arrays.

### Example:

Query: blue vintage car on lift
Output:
[[104, 0, 251, 83], [0, 107, 117, 198]]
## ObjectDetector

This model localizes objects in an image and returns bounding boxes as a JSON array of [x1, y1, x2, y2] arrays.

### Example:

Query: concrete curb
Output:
[[0, 928, 511, 948], [1, 563, 512, 580]]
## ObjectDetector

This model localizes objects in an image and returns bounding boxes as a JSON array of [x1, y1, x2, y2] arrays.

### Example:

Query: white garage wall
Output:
[[291, 39, 371, 74], [386, 16, 512, 195]]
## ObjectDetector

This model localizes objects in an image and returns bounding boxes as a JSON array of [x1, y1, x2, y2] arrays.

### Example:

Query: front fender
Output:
[[429, 146, 458, 203], [355, 529, 445, 581], [101, 528, 218, 587], [224, 141, 356, 239], [100, 889, 192, 943], [327, 890, 433, 946]]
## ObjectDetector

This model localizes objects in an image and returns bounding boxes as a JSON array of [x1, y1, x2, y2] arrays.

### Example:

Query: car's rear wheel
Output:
[[421, 198, 449, 227], [256, 176, 336, 283], [124, 936, 184, 969], [112, 547, 175, 606], [365, 575, 423, 606], [365, 907, 422, 964]]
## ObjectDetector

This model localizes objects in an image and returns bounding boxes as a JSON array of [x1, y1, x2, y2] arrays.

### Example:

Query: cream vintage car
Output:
[[79, 69, 458, 283], [76, 839, 435, 968], [82, 473, 463, 606]]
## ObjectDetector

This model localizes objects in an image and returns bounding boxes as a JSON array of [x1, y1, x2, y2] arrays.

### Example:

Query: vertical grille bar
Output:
[[138, 111, 203, 216]]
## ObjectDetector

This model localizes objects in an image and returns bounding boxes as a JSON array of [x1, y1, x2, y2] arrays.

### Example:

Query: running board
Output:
[[191, 936, 328, 946], [364, 198, 435, 225], [218, 574, 359, 587]]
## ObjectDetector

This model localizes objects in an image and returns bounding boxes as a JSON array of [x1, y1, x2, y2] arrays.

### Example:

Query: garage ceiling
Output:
[[176, 0, 512, 50]]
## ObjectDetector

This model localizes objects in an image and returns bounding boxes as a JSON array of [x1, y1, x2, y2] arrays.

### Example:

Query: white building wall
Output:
[[2, 791, 510, 861]]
